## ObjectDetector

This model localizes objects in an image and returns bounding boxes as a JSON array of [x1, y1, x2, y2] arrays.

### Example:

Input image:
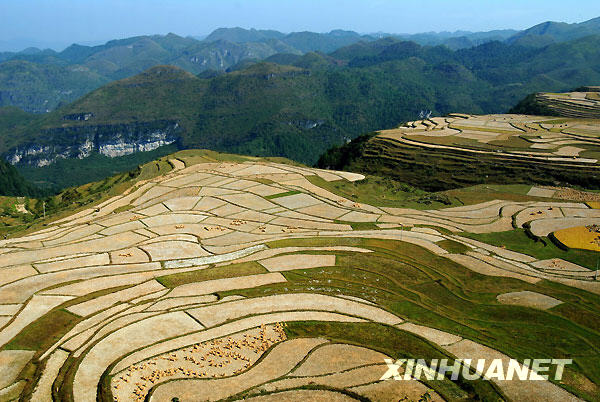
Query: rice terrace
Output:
[[0, 138, 600, 401]]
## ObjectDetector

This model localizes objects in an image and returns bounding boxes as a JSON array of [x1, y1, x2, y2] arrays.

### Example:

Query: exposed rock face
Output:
[[287, 120, 325, 130], [6, 120, 180, 167], [63, 112, 95, 121]]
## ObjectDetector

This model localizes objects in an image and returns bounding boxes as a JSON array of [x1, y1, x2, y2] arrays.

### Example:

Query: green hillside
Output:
[[0, 158, 38, 196], [508, 17, 600, 47], [0, 106, 42, 153], [0, 31, 377, 113], [5, 34, 600, 189], [2, 19, 600, 115], [0, 60, 109, 112]]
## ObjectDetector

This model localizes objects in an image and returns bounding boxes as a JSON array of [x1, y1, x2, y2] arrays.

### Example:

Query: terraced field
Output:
[[1, 154, 600, 401], [535, 89, 600, 119], [352, 113, 600, 191], [380, 114, 600, 163]]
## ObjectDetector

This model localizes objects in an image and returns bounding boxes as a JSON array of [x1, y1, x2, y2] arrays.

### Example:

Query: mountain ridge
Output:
[[4, 33, 600, 190], [2, 17, 600, 113]]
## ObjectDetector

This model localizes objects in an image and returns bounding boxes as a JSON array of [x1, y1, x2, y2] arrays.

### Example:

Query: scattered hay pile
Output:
[[549, 187, 600, 202]]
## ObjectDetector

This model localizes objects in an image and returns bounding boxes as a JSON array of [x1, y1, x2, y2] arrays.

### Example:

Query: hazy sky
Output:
[[1, 0, 599, 51]]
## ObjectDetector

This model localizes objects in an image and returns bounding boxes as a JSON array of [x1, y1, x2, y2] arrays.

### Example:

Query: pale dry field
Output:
[[0, 158, 596, 401]]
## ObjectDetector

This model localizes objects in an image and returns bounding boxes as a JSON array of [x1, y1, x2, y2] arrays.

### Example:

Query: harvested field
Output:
[[140, 240, 211, 261], [530, 217, 600, 236], [66, 280, 165, 316], [166, 273, 286, 297], [258, 364, 391, 393], [113, 324, 287, 402], [0, 158, 597, 401], [30, 349, 69, 402], [554, 225, 600, 252], [496, 291, 563, 309], [258, 254, 336, 272], [445, 253, 541, 283], [188, 293, 403, 327], [350, 380, 444, 402], [0, 350, 35, 389], [146, 295, 218, 311], [73, 312, 202, 402], [396, 322, 462, 346], [444, 339, 580, 402], [111, 311, 363, 375], [532, 258, 590, 272], [527, 187, 556, 198], [242, 390, 357, 401], [0, 295, 73, 348], [148, 338, 327, 401], [290, 343, 387, 376]]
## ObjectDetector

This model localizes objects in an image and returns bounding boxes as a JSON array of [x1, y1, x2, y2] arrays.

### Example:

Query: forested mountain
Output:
[[0, 60, 109, 112], [3, 31, 600, 189], [508, 16, 600, 47], [2, 18, 600, 114], [0, 30, 376, 112]]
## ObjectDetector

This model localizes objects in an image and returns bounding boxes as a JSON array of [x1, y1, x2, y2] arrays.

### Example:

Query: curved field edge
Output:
[[221, 238, 600, 400], [4, 237, 599, 401]]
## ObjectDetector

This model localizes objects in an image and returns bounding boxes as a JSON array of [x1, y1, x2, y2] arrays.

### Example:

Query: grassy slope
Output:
[[218, 237, 600, 401]]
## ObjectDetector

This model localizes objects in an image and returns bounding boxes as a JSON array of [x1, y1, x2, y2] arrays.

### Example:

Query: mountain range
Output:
[[0, 30, 375, 112], [1, 17, 600, 191], [2, 17, 600, 113], [1, 29, 599, 190]]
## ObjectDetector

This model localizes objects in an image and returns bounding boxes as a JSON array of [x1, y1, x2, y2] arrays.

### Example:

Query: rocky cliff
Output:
[[6, 120, 180, 167]]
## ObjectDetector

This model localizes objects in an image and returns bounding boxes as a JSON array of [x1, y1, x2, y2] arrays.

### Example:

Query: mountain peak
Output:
[[123, 65, 198, 84]]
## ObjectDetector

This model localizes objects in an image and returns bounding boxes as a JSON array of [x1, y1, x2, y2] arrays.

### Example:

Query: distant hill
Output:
[[205, 27, 286, 43], [2, 18, 600, 114], [0, 60, 109, 112], [0, 31, 376, 113], [4, 32, 600, 189], [508, 17, 600, 47], [398, 29, 518, 50]]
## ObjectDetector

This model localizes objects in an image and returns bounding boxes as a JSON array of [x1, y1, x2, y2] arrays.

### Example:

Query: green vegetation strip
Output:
[[2, 309, 79, 352], [306, 175, 457, 209], [156, 262, 267, 288], [436, 239, 470, 254], [265, 190, 301, 199]]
